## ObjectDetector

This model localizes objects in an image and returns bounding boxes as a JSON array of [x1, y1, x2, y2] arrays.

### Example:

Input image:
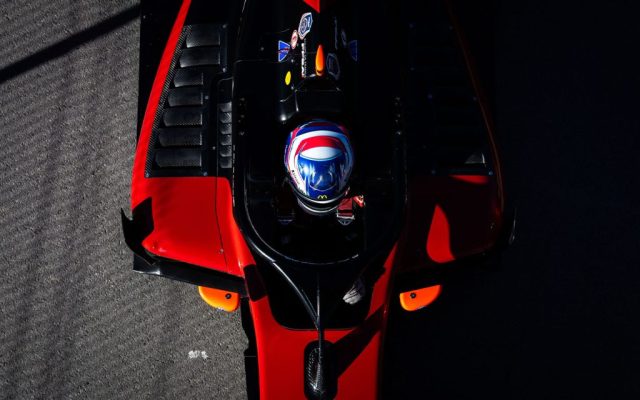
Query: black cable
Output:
[[270, 261, 319, 328]]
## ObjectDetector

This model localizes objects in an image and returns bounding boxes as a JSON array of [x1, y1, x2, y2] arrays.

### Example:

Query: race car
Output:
[[122, 0, 515, 398]]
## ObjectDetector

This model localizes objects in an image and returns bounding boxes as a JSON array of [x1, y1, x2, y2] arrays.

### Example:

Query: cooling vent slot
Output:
[[218, 100, 233, 169], [215, 77, 233, 172], [405, 1, 492, 176], [146, 24, 227, 177]]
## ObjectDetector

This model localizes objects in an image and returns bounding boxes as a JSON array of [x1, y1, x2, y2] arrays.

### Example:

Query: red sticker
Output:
[[291, 30, 299, 50]]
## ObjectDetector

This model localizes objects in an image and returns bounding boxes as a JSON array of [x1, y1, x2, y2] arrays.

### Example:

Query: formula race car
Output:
[[121, 0, 515, 398]]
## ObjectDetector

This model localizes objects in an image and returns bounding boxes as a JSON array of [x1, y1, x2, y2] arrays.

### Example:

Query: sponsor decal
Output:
[[348, 40, 358, 62], [285, 70, 292, 86], [341, 29, 347, 48], [326, 52, 340, 80], [278, 40, 291, 62], [298, 12, 313, 40], [291, 29, 299, 49], [317, 194, 328, 200]]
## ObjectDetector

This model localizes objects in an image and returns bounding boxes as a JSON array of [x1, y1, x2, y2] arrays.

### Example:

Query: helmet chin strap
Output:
[[296, 197, 339, 216], [294, 186, 350, 216]]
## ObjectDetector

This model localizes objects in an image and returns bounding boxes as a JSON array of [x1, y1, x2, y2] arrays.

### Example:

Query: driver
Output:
[[284, 119, 354, 216], [284, 120, 365, 304]]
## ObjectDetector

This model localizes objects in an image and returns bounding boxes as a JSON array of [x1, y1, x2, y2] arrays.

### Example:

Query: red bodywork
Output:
[[397, 175, 502, 272], [132, 0, 250, 277], [249, 247, 396, 399], [303, 0, 338, 12]]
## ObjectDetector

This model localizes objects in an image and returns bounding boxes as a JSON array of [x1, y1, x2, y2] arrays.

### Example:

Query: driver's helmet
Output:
[[284, 120, 354, 215]]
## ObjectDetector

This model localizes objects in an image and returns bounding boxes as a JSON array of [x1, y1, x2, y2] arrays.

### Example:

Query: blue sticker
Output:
[[278, 40, 291, 62], [326, 53, 340, 80], [348, 40, 358, 62], [298, 12, 313, 40]]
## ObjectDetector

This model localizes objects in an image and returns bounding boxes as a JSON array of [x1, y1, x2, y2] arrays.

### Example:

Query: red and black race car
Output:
[[122, 0, 515, 398]]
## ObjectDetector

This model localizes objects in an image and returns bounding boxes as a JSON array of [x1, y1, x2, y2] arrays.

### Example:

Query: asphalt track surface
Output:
[[1, 1, 639, 399]]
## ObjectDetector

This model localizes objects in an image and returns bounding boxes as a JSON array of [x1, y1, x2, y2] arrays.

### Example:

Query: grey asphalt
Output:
[[1, 1, 639, 400], [0, 1, 246, 399]]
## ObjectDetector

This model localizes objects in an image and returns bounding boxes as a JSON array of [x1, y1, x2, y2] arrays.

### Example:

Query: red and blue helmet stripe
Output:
[[284, 120, 354, 207]]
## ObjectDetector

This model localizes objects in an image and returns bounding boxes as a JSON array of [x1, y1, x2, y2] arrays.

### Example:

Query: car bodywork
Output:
[[122, 0, 514, 398]]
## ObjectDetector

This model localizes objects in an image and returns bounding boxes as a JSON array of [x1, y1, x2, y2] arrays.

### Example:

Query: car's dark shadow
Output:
[[382, 0, 640, 398]]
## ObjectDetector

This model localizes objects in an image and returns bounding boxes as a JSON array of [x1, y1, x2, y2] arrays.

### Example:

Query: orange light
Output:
[[198, 286, 240, 312], [399, 285, 442, 311], [315, 44, 325, 76]]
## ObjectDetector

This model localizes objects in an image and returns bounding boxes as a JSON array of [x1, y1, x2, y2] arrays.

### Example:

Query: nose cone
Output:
[[315, 44, 325, 76]]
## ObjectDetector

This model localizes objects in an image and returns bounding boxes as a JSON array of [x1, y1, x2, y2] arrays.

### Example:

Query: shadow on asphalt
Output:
[[0, 5, 140, 83]]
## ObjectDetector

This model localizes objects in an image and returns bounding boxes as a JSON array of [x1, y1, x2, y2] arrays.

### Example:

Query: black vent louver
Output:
[[217, 77, 233, 170], [146, 24, 227, 177]]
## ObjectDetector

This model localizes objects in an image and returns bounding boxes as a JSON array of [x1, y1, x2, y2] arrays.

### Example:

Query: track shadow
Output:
[[0, 5, 140, 84]]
